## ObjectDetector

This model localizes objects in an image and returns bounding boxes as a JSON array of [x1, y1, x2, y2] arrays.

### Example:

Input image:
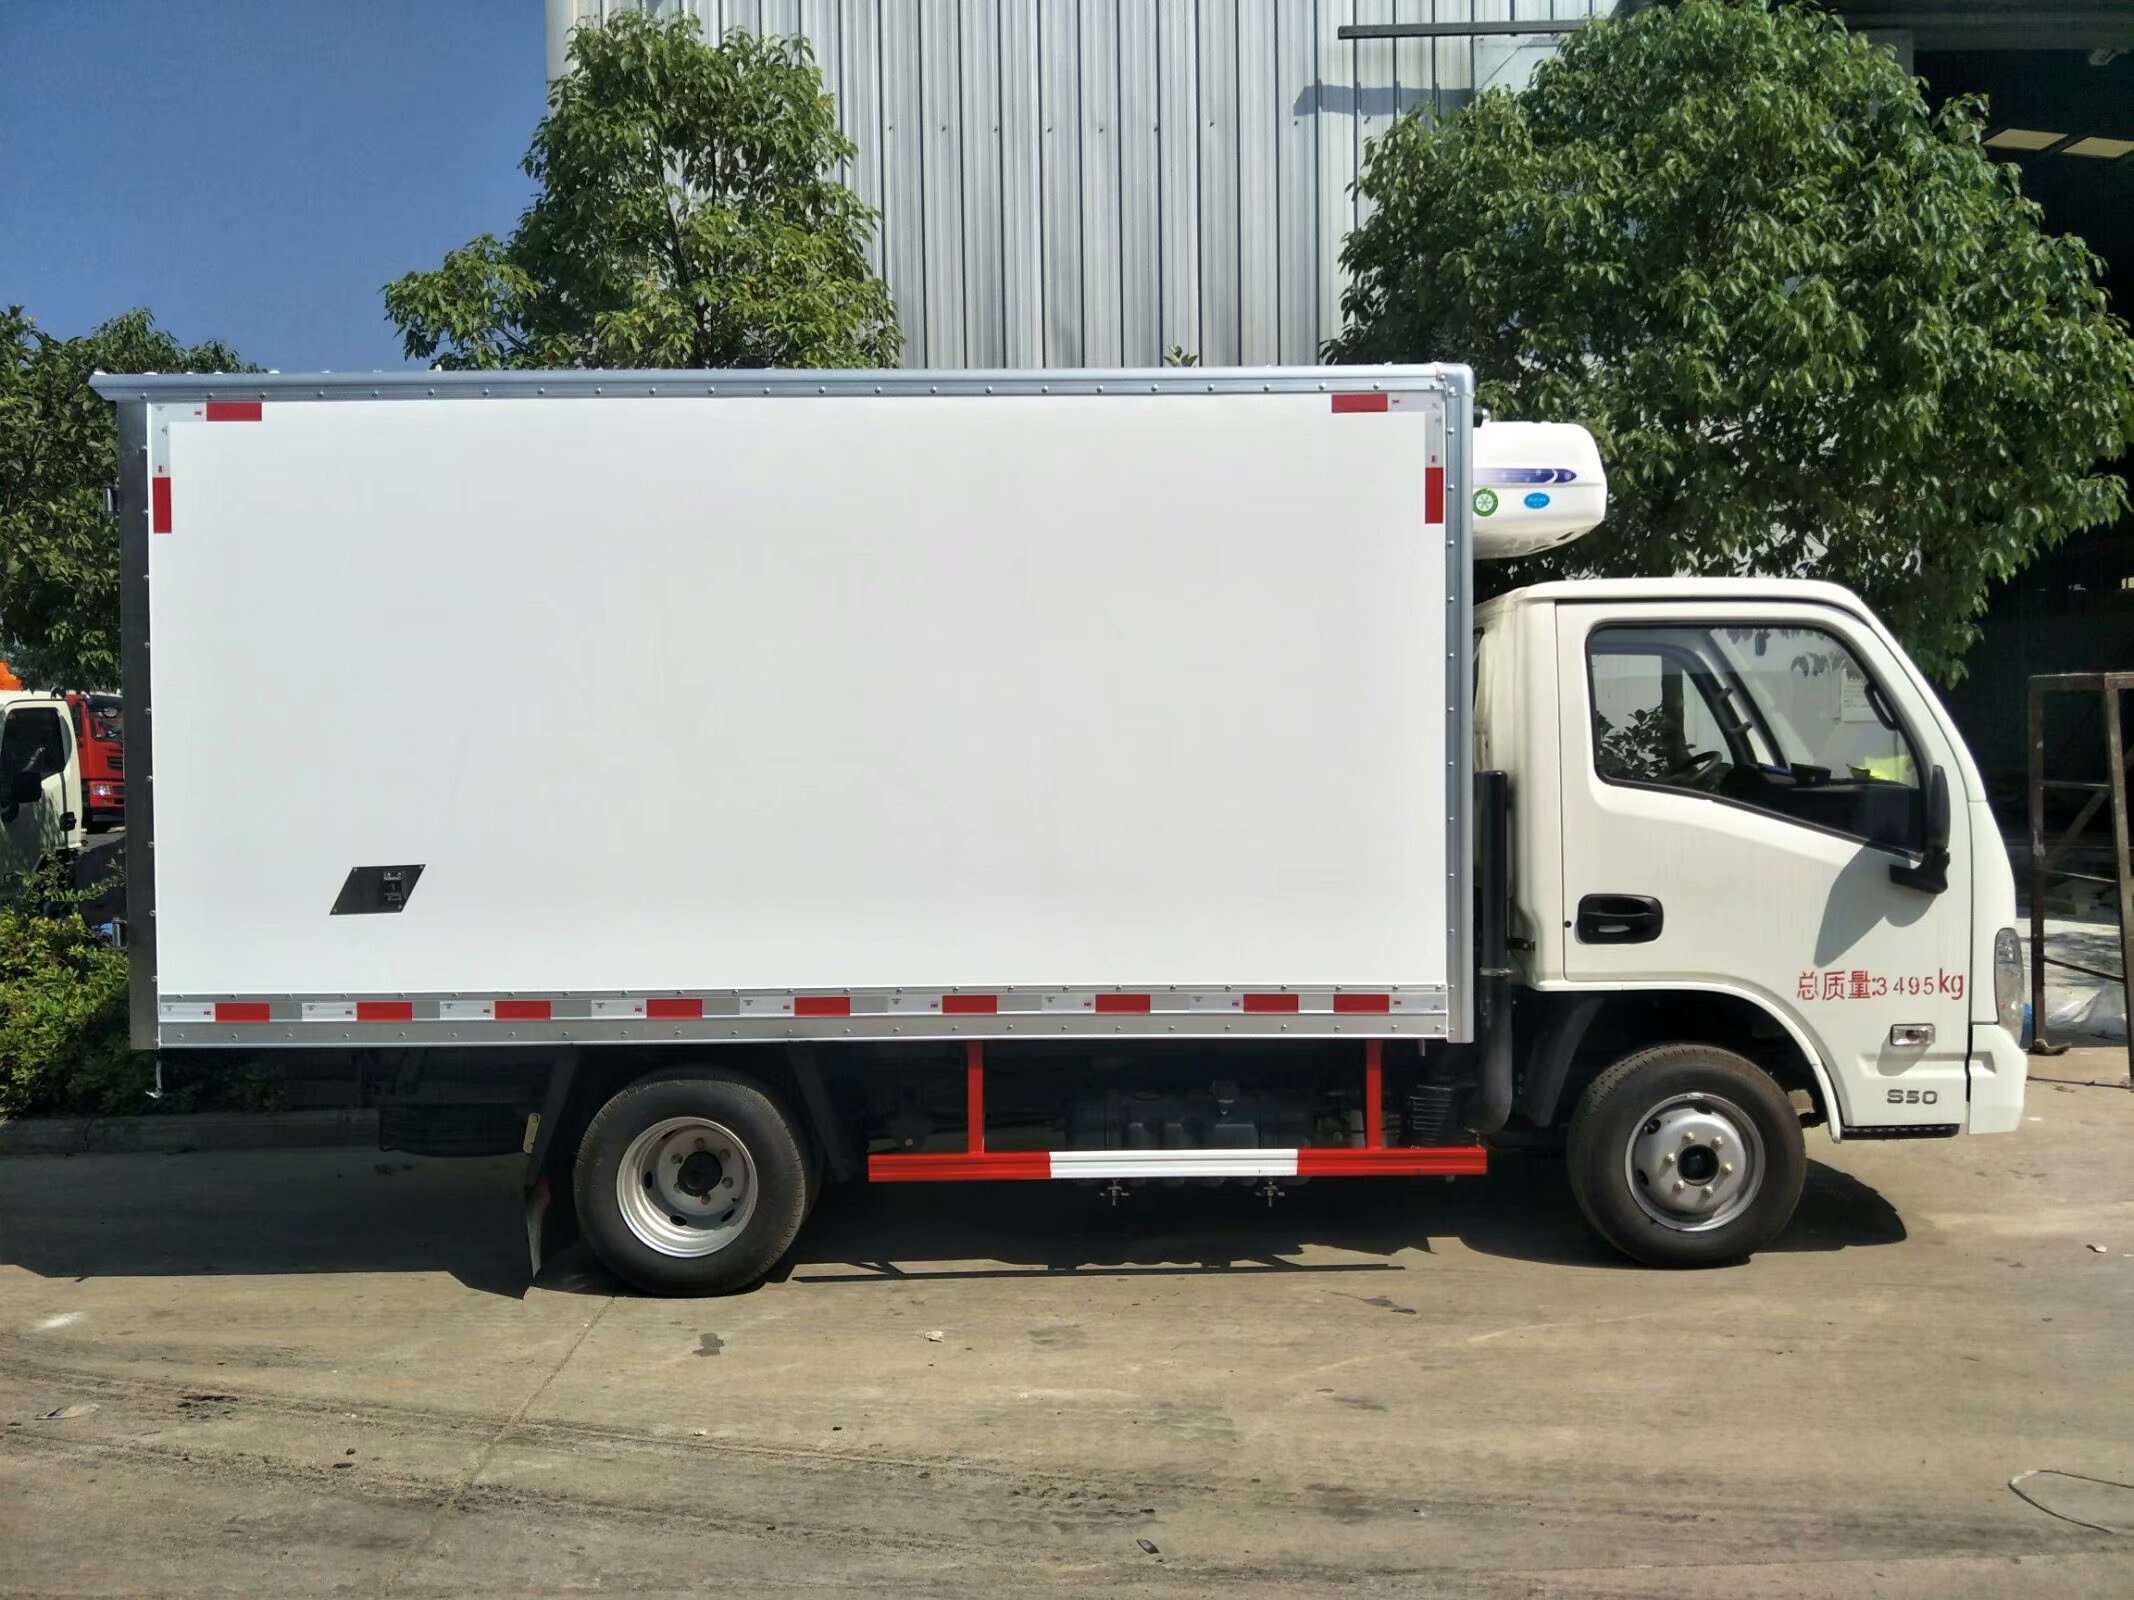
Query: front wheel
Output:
[[574, 1070, 812, 1295], [1567, 1043, 1806, 1268]]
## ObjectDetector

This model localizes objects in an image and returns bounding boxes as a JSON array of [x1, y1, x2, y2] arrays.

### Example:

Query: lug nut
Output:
[[1721, 1163, 1734, 1176], [1701, 1185, 1714, 1197], [1663, 1152, 1675, 1166], [1681, 1130, 1695, 1143], [1672, 1181, 1685, 1194]]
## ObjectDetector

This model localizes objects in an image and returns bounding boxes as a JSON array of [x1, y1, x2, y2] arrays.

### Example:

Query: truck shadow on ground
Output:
[[0, 1149, 1902, 1301], [0, 1151, 537, 1300], [545, 1152, 1907, 1296]]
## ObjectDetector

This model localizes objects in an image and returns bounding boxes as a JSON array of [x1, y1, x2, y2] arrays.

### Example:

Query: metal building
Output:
[[544, 1, 1613, 367]]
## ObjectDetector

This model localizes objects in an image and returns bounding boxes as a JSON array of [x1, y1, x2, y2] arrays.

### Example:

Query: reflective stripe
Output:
[[866, 1145, 1488, 1182], [161, 985, 1449, 1027]]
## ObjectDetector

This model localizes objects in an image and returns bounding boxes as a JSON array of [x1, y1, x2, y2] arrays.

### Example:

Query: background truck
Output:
[[92, 365, 2027, 1295], [1, 689, 88, 877], [64, 691, 124, 832]]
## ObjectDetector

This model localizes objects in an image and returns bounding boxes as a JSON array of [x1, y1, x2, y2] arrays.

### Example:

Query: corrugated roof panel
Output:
[[548, 1, 1609, 368], [1117, 1, 1163, 362], [1037, 1, 1084, 365], [880, 0, 928, 362], [920, 1, 968, 367], [797, 2, 844, 185], [1236, 0, 1279, 365], [1197, 0, 1241, 366], [959, 0, 1007, 367], [1078, 0, 1126, 367], [1155, 0, 1201, 361], [998, 0, 1046, 366], [1275, 1, 1317, 363], [1314, 0, 1358, 348], [839, 0, 886, 280]]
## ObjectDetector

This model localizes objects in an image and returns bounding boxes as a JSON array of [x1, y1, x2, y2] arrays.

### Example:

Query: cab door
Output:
[[0, 702, 76, 875], [1554, 600, 1974, 1131]]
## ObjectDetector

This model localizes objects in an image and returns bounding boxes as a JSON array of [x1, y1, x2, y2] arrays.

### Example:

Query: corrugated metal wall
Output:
[[546, 1, 1612, 367]]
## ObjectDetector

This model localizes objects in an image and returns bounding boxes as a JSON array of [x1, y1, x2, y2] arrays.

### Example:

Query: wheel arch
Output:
[[1516, 984, 1846, 1139], [521, 1045, 855, 1277], [525, 1044, 853, 1190]]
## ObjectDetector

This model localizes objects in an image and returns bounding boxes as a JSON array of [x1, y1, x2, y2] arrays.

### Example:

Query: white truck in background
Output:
[[92, 365, 2026, 1295], [1, 690, 90, 877]]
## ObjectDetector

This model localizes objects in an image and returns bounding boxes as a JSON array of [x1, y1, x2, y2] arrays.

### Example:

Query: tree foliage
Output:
[[386, 12, 899, 370], [0, 308, 247, 689], [1328, 0, 2134, 681], [0, 860, 137, 1118]]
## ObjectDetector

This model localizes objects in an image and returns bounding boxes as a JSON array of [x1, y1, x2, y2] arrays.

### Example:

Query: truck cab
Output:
[[65, 692, 125, 833], [0, 691, 88, 876], [1477, 579, 2026, 1169]]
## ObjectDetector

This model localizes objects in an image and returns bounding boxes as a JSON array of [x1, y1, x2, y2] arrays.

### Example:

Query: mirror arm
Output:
[[1888, 763, 1951, 895], [1888, 845, 1949, 895]]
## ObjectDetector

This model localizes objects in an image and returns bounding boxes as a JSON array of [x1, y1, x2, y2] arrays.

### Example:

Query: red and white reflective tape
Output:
[[160, 987, 1434, 1027], [436, 999, 553, 1022], [867, 1145, 1486, 1182], [300, 1001, 416, 1023]]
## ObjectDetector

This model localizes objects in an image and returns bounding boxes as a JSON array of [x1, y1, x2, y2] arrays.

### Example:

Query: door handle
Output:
[[1576, 894, 1664, 944]]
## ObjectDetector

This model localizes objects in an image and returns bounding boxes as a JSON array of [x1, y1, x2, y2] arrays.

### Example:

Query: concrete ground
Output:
[[3, 1055, 2131, 1597]]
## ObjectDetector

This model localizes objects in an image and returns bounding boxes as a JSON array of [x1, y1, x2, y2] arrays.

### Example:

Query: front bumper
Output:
[[1966, 1022, 2028, 1135]]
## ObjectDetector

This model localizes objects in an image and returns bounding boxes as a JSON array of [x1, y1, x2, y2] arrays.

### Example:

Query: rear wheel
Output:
[[574, 1070, 812, 1295], [1567, 1043, 1805, 1268]]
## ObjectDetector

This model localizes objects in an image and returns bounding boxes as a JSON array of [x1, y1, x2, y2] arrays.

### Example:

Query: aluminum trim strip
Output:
[[156, 986, 1450, 1018], [89, 364, 1461, 406], [156, 1011, 1450, 1048], [116, 402, 158, 1050]]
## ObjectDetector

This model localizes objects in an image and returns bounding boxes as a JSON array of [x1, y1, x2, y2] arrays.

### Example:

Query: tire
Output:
[[1566, 1043, 1805, 1268], [573, 1069, 812, 1296]]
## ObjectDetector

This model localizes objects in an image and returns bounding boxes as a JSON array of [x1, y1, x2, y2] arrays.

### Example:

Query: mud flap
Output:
[[524, 1172, 580, 1279], [522, 1055, 582, 1279]]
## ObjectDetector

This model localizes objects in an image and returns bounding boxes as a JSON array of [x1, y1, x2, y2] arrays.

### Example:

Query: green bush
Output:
[[0, 863, 143, 1117]]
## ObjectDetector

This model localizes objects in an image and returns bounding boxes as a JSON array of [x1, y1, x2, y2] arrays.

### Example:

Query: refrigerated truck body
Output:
[[93, 365, 2027, 1294]]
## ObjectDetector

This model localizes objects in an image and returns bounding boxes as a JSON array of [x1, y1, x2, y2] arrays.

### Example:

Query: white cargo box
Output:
[[96, 367, 1494, 1050]]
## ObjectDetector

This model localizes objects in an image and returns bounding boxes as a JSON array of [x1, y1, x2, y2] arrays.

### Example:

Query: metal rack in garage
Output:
[[2026, 672, 2133, 1083]]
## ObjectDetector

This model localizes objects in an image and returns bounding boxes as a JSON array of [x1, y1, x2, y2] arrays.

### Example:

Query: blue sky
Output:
[[0, 0, 545, 371]]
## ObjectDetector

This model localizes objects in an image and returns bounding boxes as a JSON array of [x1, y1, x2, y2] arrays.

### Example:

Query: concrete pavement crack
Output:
[[379, 1293, 615, 1594]]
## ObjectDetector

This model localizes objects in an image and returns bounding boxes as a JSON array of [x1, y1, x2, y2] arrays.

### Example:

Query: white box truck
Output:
[[92, 365, 2027, 1295]]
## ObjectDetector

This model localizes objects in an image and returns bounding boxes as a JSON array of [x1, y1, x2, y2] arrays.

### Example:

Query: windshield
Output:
[[87, 694, 123, 742]]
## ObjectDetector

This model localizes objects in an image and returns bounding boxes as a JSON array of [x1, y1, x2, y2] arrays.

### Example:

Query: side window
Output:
[[0, 713, 32, 782], [1588, 624, 1922, 851], [1, 708, 67, 782]]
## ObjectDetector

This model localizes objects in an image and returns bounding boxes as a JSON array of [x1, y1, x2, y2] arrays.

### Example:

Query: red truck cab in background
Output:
[[64, 692, 124, 832]]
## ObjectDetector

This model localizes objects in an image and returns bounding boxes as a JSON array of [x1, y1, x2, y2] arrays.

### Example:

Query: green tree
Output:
[[0, 860, 138, 1117], [0, 308, 247, 689], [1328, 0, 2134, 681], [386, 12, 899, 371]]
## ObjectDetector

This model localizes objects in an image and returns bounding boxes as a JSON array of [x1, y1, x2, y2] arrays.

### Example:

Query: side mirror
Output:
[[1889, 764, 1951, 894], [6, 769, 42, 808]]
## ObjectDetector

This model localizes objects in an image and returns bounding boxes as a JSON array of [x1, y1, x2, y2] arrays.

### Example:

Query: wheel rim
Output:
[[615, 1116, 759, 1258], [1623, 1092, 1764, 1233]]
